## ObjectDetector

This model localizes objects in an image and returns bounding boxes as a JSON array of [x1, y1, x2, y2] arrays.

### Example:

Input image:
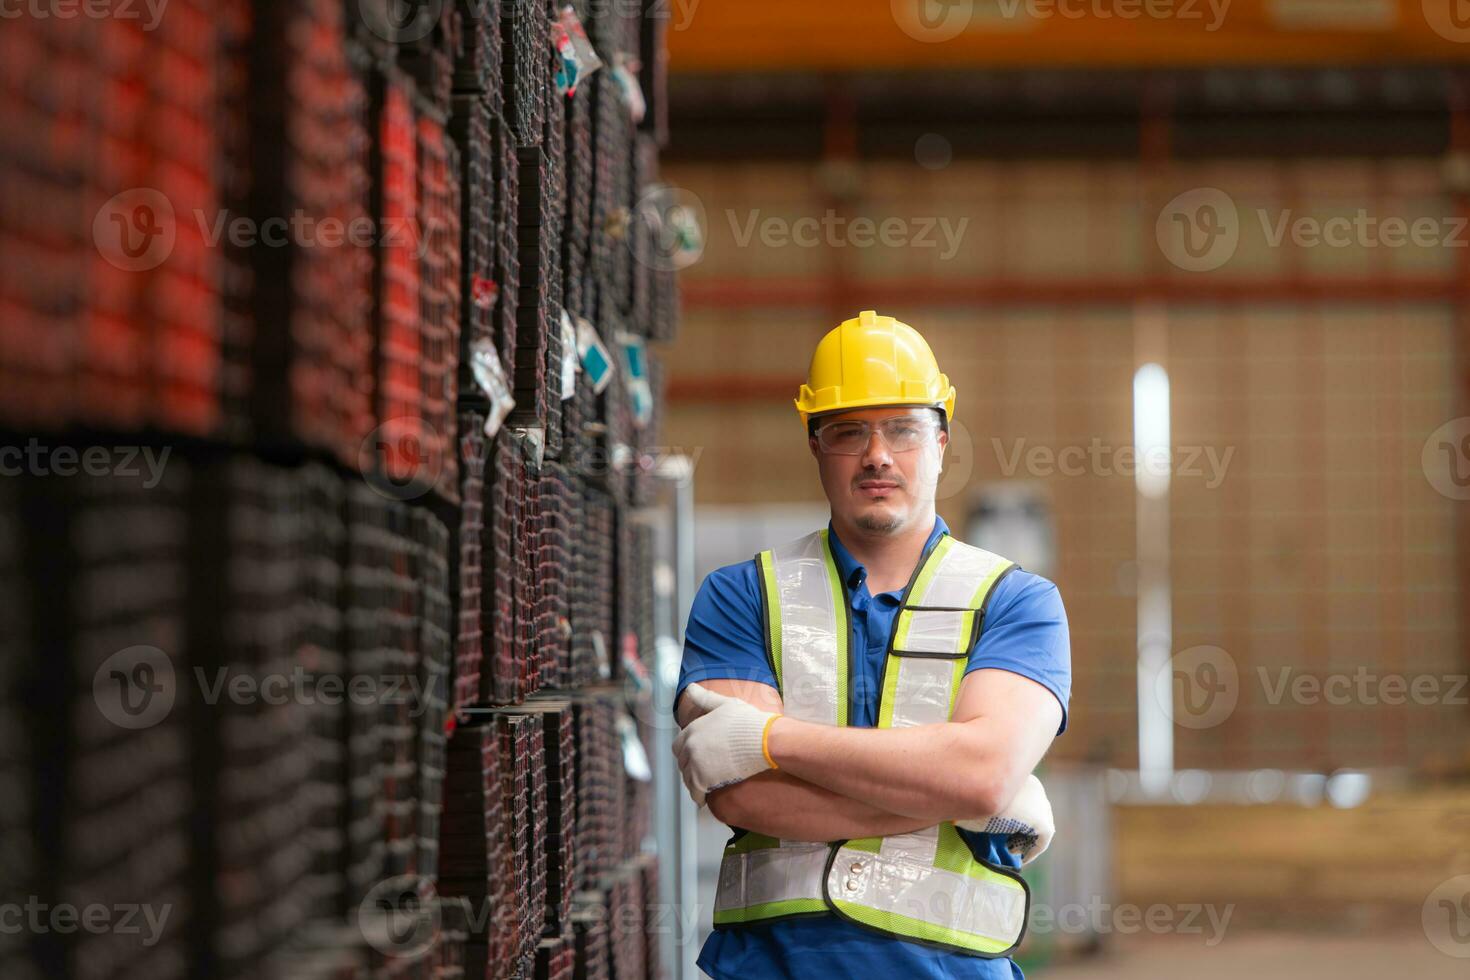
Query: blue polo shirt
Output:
[[674, 515, 1071, 980]]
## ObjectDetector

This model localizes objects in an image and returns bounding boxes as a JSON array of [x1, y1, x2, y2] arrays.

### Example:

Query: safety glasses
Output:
[[813, 413, 942, 455]]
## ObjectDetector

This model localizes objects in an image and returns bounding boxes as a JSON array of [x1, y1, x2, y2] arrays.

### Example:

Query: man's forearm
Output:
[[764, 715, 1010, 822], [707, 769, 937, 842]]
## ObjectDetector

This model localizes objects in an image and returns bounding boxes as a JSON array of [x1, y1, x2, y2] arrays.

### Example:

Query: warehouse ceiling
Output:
[[665, 67, 1461, 159], [665, 0, 1470, 72]]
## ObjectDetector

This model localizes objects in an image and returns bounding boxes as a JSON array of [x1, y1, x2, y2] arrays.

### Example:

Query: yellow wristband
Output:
[[762, 714, 782, 770]]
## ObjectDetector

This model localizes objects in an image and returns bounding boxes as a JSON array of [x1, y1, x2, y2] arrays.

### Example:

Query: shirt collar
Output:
[[826, 514, 950, 594]]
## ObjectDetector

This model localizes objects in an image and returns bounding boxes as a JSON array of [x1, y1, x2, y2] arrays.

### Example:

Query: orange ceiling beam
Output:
[[667, 0, 1470, 72]]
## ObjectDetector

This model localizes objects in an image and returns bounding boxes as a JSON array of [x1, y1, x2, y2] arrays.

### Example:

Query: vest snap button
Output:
[[845, 879, 859, 891], [850, 861, 865, 873]]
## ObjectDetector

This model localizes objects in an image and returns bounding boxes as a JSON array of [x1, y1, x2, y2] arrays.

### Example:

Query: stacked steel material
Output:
[[418, 109, 465, 503], [0, 18, 91, 429], [606, 864, 647, 980], [562, 73, 596, 318], [343, 485, 391, 909], [298, 465, 350, 919], [187, 460, 320, 979], [572, 697, 623, 888], [495, 712, 547, 969], [571, 904, 612, 980], [491, 106, 524, 378], [449, 95, 500, 398], [570, 485, 616, 686], [399, 2, 461, 116], [501, 0, 551, 148], [637, 856, 663, 980], [440, 720, 511, 980], [0, 489, 32, 980], [454, 0, 504, 110], [502, 700, 578, 936], [536, 462, 574, 687], [535, 934, 576, 980], [434, 896, 473, 980], [588, 66, 633, 326], [280, 927, 372, 980], [372, 67, 427, 491], [24, 468, 194, 980], [414, 509, 453, 886], [245, 0, 376, 465], [451, 411, 489, 715], [0, 9, 225, 435], [484, 431, 527, 704], [516, 465, 544, 696], [512, 130, 567, 452], [378, 502, 421, 883]]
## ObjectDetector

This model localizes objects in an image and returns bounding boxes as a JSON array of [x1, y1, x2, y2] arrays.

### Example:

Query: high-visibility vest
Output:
[[712, 528, 1030, 958]]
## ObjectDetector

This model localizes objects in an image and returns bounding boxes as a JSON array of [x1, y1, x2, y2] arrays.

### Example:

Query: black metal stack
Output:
[[2, 0, 678, 976]]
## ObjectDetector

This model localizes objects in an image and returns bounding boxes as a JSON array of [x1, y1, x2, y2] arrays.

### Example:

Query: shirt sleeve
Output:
[[967, 569, 1073, 735], [674, 559, 777, 716]]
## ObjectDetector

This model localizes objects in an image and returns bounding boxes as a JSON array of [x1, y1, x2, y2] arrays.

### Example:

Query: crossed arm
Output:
[[674, 670, 1062, 842]]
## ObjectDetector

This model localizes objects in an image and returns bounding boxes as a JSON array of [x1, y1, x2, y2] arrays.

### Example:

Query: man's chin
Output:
[[854, 505, 907, 534]]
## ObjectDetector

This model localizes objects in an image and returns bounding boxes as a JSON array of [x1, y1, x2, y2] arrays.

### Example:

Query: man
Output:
[[672, 311, 1072, 979]]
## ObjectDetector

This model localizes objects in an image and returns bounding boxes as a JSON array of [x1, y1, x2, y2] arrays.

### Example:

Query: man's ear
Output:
[[809, 436, 820, 459]]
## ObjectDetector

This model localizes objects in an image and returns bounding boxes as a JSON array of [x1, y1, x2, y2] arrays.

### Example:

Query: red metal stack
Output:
[[454, 0, 504, 108], [440, 720, 512, 980], [484, 431, 527, 705], [449, 95, 499, 400], [0, 17, 90, 429], [266, 0, 376, 465], [496, 712, 547, 970], [418, 110, 464, 502], [502, 700, 579, 937], [501, 0, 551, 148], [536, 462, 574, 688], [571, 909, 611, 980], [414, 509, 453, 887], [535, 934, 576, 980], [452, 411, 489, 716], [572, 697, 623, 889], [379, 501, 420, 882], [606, 865, 646, 980], [492, 108, 524, 378], [373, 67, 426, 490]]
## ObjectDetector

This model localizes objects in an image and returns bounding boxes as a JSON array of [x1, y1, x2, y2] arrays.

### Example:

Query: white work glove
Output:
[[672, 683, 780, 807], [956, 774, 1055, 866]]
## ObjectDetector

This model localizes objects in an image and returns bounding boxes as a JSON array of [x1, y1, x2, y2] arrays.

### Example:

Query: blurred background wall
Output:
[[655, 3, 1470, 975]]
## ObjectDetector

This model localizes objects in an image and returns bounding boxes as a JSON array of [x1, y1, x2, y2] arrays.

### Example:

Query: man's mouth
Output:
[[856, 480, 901, 498]]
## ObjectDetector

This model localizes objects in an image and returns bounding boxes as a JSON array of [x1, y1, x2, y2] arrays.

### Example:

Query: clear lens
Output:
[[816, 414, 939, 454]]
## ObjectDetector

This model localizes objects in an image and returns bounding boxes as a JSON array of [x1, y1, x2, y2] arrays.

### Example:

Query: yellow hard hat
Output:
[[794, 310, 956, 427]]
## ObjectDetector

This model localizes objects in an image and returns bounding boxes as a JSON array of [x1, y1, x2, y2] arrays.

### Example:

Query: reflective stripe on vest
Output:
[[713, 529, 1030, 958]]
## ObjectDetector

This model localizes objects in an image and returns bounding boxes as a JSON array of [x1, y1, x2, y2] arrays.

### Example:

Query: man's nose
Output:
[[860, 429, 893, 467]]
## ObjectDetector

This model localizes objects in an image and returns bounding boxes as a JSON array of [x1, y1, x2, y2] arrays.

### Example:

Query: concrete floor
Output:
[[1036, 931, 1465, 979]]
